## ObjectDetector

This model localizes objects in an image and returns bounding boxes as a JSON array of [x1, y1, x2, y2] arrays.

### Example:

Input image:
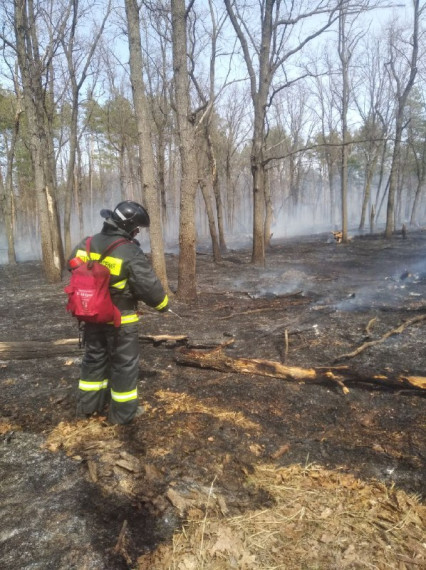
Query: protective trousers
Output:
[[77, 322, 140, 424]]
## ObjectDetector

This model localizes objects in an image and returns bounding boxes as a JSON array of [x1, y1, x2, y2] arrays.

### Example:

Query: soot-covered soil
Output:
[[0, 231, 425, 568]]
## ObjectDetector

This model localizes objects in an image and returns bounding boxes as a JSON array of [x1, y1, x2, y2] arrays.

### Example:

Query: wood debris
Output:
[[138, 464, 426, 570], [335, 313, 426, 361], [175, 345, 425, 392], [332, 230, 343, 243]]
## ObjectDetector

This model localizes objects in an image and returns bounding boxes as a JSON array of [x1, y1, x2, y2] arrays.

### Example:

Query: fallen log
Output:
[[3, 338, 425, 392], [175, 346, 426, 393], [0, 336, 183, 360], [0, 339, 83, 359], [141, 334, 188, 346], [0, 334, 221, 360]]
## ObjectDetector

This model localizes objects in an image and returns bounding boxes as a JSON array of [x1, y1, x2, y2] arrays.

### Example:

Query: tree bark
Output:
[[225, 0, 340, 263], [125, 0, 169, 292], [338, 8, 350, 243], [13, 0, 64, 282], [62, 1, 109, 257], [204, 184, 221, 261], [359, 152, 379, 230], [0, 81, 20, 264], [264, 168, 273, 249], [385, 0, 420, 238], [207, 129, 227, 253], [0, 168, 16, 264], [172, 0, 199, 300]]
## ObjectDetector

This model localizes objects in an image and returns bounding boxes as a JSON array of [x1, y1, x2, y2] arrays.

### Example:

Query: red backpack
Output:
[[64, 237, 128, 327]]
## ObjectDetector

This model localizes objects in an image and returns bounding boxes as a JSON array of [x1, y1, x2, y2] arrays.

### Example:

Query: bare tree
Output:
[[125, 0, 169, 291], [12, 0, 68, 281], [338, 7, 350, 242], [353, 36, 390, 230], [311, 52, 341, 228], [266, 83, 316, 235], [327, 0, 380, 241], [406, 91, 426, 225], [0, 76, 21, 264], [171, 0, 199, 300], [336, 4, 368, 243], [142, 6, 173, 227], [0, 167, 16, 263], [61, 0, 111, 257], [195, 0, 229, 254], [219, 85, 251, 234], [224, 0, 343, 265], [385, 0, 423, 238], [198, 150, 222, 261]]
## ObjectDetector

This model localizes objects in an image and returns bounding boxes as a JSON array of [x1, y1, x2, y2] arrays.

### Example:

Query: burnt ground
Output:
[[0, 230, 425, 569]]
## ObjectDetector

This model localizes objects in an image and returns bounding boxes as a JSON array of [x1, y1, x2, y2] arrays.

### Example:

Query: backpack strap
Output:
[[85, 236, 129, 263], [85, 236, 93, 259], [99, 238, 130, 261]]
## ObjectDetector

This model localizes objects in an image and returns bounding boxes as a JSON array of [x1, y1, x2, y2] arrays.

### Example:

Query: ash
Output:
[[0, 230, 425, 567]]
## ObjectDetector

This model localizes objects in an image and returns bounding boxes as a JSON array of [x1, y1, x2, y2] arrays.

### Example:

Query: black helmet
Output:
[[110, 200, 150, 232]]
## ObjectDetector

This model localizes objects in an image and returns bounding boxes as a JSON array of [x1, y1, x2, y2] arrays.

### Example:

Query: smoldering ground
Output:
[[0, 230, 425, 568]]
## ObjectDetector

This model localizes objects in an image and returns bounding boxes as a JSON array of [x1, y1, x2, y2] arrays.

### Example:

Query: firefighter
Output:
[[68, 200, 169, 425]]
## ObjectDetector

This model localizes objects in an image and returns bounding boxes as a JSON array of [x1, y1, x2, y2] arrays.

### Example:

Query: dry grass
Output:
[[138, 463, 425, 570], [44, 417, 119, 455], [155, 390, 260, 431], [40, 399, 425, 569], [0, 419, 21, 435]]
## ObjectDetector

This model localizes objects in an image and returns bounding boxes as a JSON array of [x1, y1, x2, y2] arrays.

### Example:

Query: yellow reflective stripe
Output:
[[112, 278, 127, 289], [75, 249, 123, 276], [120, 313, 139, 324], [79, 379, 108, 391], [111, 388, 138, 402], [106, 313, 139, 325], [155, 295, 169, 311]]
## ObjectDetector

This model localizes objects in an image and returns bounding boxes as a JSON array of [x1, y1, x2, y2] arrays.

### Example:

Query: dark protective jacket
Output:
[[69, 218, 168, 318]]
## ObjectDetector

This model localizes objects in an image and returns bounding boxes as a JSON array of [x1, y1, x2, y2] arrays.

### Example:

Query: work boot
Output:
[[134, 405, 146, 418]]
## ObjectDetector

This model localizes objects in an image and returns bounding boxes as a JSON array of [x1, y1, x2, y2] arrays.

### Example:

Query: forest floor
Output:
[[0, 230, 425, 569]]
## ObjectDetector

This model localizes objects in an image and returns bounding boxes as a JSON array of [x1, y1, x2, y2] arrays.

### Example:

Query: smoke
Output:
[[210, 266, 310, 300], [0, 232, 41, 265], [331, 257, 426, 313], [0, 173, 420, 265]]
